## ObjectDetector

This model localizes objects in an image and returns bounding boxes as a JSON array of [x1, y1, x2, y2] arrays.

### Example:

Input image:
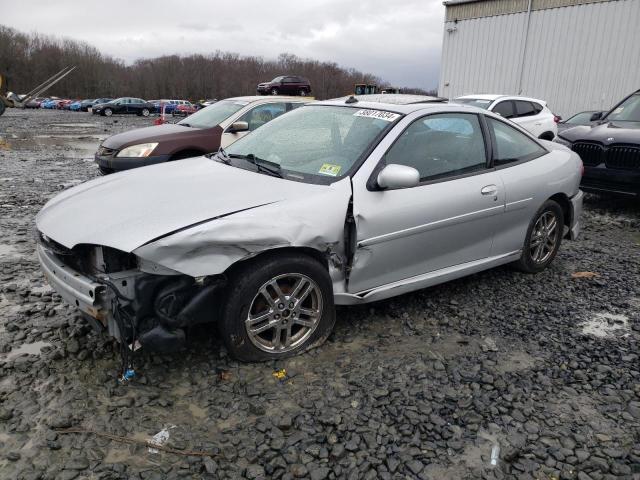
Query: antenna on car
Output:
[[345, 95, 358, 104]]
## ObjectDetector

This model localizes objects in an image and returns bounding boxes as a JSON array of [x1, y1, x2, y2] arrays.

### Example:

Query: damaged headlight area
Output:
[[36, 232, 225, 357]]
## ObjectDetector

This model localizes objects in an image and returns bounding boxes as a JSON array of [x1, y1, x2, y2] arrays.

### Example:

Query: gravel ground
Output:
[[0, 108, 639, 480]]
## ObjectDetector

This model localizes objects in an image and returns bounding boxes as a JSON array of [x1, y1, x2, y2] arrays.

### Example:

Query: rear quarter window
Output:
[[488, 117, 547, 166]]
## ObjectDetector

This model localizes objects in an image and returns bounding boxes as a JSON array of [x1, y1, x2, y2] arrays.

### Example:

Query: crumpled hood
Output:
[[36, 157, 334, 253], [102, 123, 208, 150], [559, 121, 640, 143]]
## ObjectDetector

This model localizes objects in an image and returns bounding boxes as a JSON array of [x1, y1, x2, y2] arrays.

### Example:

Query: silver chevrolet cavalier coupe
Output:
[[36, 96, 583, 362]]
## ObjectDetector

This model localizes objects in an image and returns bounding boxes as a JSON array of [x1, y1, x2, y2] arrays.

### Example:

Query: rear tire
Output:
[[220, 253, 335, 362], [514, 200, 564, 273], [299, 88, 308, 96], [141, 108, 150, 117]]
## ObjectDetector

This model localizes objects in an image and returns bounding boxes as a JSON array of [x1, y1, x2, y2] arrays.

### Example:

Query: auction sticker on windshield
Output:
[[353, 109, 400, 122], [318, 163, 342, 176]]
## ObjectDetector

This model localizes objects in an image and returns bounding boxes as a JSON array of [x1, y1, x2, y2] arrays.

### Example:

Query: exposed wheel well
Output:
[[549, 193, 571, 232], [538, 131, 555, 141], [169, 149, 206, 161]]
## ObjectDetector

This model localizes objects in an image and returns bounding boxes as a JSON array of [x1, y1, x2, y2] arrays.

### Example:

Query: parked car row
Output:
[[35, 92, 584, 367], [24, 96, 205, 117]]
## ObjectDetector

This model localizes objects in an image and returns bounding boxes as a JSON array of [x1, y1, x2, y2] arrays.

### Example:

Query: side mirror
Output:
[[590, 111, 603, 121], [228, 121, 249, 133], [377, 164, 420, 190]]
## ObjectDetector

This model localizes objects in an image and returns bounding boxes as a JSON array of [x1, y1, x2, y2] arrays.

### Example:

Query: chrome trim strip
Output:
[[358, 204, 504, 248], [505, 197, 533, 212], [335, 250, 521, 305]]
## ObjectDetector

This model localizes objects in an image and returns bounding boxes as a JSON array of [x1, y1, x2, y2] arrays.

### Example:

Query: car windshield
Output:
[[178, 100, 248, 128], [271, 76, 284, 82], [224, 105, 400, 184], [605, 94, 640, 123], [454, 98, 492, 110], [565, 111, 595, 124]]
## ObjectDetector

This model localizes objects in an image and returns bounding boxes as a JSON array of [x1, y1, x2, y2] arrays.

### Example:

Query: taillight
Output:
[[580, 160, 584, 176], [553, 115, 560, 123]]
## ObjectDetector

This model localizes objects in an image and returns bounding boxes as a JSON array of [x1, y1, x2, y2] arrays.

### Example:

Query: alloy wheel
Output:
[[245, 273, 323, 353], [530, 211, 558, 264]]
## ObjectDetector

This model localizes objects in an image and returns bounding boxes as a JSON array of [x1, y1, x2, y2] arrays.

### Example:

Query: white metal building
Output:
[[438, 0, 640, 117]]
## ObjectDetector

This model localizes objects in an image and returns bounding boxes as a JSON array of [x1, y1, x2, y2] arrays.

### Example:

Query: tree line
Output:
[[0, 25, 434, 101]]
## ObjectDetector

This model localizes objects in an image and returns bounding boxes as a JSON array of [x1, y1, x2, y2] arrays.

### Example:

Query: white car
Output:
[[454, 95, 558, 140]]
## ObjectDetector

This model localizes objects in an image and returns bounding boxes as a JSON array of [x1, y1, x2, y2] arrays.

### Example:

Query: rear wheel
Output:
[[299, 88, 308, 96], [141, 108, 150, 117], [514, 200, 564, 273], [220, 253, 335, 362]]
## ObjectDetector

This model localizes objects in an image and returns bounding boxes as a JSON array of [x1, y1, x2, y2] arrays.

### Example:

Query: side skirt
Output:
[[334, 250, 522, 305]]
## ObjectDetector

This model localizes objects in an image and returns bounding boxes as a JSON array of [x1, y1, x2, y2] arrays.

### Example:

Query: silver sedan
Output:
[[35, 97, 583, 363]]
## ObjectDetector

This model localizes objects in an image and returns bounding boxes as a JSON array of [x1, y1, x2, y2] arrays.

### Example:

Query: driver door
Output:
[[348, 112, 505, 293]]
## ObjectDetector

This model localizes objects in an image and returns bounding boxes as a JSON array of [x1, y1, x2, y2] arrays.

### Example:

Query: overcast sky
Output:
[[3, 0, 445, 90]]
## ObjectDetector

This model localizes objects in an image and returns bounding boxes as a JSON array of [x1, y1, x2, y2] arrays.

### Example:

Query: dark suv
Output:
[[257, 76, 311, 96], [556, 89, 640, 196]]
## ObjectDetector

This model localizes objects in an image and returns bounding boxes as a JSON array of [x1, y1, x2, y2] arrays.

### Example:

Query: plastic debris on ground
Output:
[[148, 425, 176, 454]]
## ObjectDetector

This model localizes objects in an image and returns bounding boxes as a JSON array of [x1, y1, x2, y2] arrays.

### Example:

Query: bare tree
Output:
[[0, 24, 434, 101]]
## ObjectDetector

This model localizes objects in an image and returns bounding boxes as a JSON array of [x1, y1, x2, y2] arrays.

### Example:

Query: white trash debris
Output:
[[148, 425, 176, 454], [581, 313, 630, 339], [490, 444, 500, 466]]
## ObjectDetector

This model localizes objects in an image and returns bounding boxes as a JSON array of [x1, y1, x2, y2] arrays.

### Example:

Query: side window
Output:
[[532, 102, 543, 114], [237, 103, 287, 131], [493, 101, 515, 118], [383, 113, 487, 182], [514, 101, 536, 117], [487, 117, 546, 166]]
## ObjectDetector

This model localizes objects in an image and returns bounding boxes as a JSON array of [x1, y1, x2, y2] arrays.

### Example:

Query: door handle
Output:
[[481, 185, 498, 195], [535, 122, 542, 126]]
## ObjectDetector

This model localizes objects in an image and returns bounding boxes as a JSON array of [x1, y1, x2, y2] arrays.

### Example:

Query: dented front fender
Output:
[[133, 178, 353, 278]]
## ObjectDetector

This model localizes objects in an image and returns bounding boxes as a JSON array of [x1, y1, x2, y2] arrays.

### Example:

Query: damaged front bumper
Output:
[[37, 243, 110, 322], [36, 243, 224, 353]]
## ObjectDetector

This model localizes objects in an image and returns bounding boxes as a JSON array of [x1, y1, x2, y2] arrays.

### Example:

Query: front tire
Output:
[[515, 200, 564, 273], [220, 253, 335, 362], [104, 108, 113, 117], [270, 88, 279, 95]]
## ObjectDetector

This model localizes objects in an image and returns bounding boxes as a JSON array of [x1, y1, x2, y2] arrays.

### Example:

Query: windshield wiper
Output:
[[229, 153, 283, 178], [206, 146, 231, 164]]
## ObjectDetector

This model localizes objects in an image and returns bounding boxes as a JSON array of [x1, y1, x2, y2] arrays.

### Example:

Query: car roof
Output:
[[315, 97, 491, 116], [334, 94, 446, 105], [455, 94, 547, 104], [225, 95, 313, 103]]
